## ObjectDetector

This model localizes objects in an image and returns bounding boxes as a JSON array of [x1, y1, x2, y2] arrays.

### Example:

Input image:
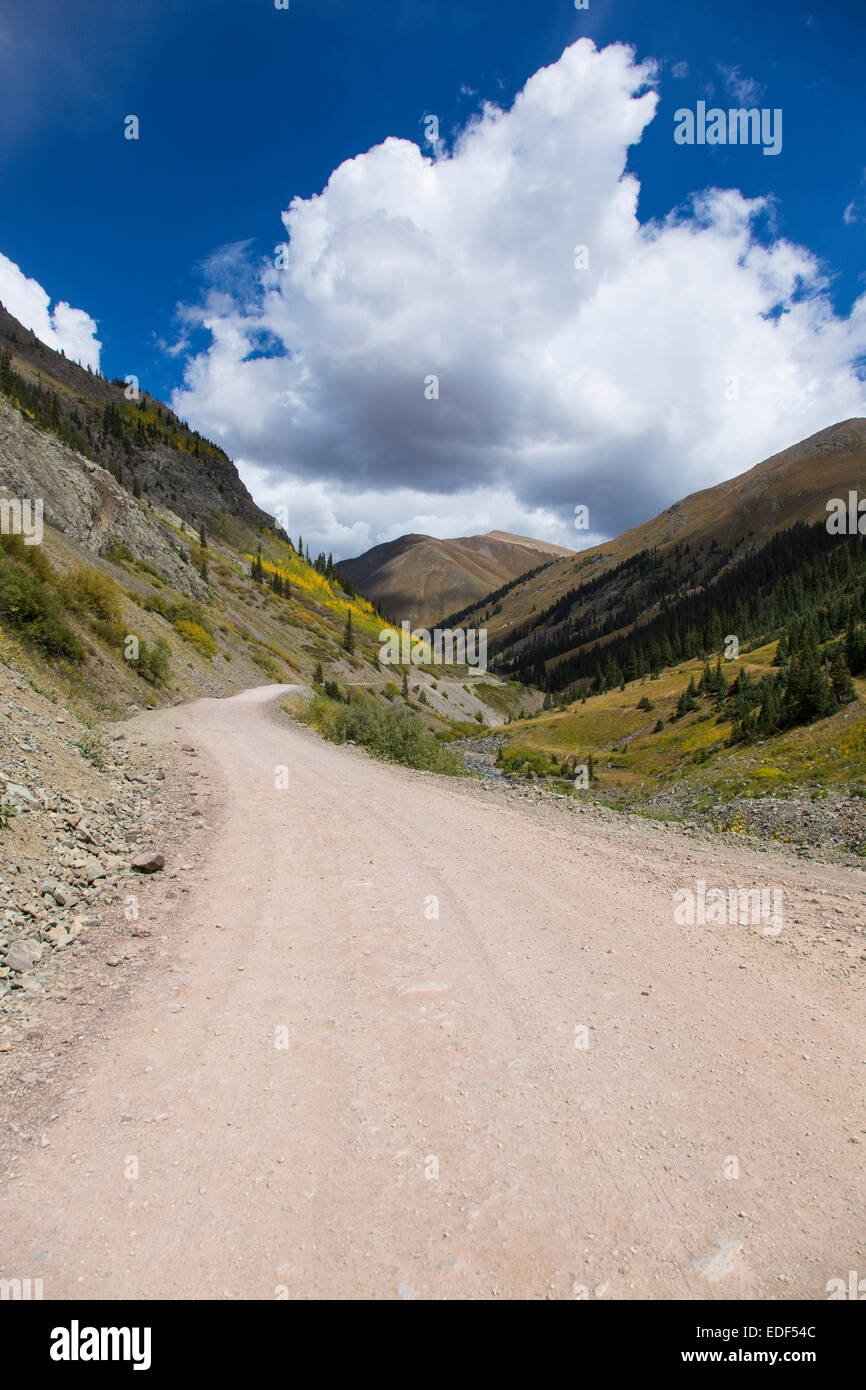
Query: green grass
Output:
[[74, 731, 106, 768], [497, 744, 552, 776], [488, 646, 866, 804]]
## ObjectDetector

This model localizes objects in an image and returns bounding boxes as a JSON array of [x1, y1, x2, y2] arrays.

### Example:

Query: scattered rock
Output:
[[3, 782, 40, 810], [131, 851, 165, 874], [4, 940, 41, 973]]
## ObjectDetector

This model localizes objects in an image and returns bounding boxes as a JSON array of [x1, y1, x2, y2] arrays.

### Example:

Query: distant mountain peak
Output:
[[339, 530, 575, 626]]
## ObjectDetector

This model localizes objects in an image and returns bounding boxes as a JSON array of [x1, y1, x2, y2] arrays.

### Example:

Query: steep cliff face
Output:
[[0, 397, 207, 598], [0, 303, 275, 534]]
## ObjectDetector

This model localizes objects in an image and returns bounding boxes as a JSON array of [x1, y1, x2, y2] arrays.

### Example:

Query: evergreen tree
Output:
[[829, 650, 856, 705], [343, 610, 354, 654], [785, 641, 832, 723]]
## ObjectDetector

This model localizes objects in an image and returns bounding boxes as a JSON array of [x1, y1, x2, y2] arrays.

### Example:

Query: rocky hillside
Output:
[[339, 529, 574, 626], [0, 303, 274, 533]]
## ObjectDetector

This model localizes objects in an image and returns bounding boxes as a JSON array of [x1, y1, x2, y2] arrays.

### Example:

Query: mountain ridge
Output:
[[445, 417, 866, 677], [339, 529, 575, 626]]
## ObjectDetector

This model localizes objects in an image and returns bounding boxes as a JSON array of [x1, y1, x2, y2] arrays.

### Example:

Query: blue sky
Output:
[[1, 0, 865, 555]]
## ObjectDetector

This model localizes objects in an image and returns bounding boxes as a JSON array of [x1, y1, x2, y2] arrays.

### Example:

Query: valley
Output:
[[1, 302, 865, 1305]]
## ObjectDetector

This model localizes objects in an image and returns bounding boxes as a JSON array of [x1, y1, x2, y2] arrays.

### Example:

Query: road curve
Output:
[[2, 685, 863, 1300]]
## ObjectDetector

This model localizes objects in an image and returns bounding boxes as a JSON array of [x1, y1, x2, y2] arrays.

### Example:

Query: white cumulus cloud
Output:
[[172, 38, 866, 558], [0, 252, 101, 369]]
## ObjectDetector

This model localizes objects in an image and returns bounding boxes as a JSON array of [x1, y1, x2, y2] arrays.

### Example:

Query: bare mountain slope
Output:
[[339, 530, 575, 626], [454, 418, 866, 656]]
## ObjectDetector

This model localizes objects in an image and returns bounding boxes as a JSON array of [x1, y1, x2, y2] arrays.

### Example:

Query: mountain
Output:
[[450, 417, 866, 820], [0, 303, 274, 533], [0, 305, 524, 732], [338, 530, 575, 626], [444, 419, 866, 682]]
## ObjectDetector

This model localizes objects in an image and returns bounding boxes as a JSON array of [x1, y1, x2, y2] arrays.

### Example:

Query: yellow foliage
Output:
[[247, 553, 378, 626], [173, 619, 217, 658]]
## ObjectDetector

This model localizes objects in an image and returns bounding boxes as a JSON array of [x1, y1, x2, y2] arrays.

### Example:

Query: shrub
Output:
[[142, 593, 175, 621], [145, 594, 213, 633], [63, 565, 122, 623], [104, 539, 135, 565], [249, 647, 282, 679], [173, 619, 217, 658], [302, 693, 464, 774], [134, 559, 165, 583], [0, 537, 82, 659], [74, 731, 106, 768], [134, 637, 171, 684], [171, 598, 213, 633], [498, 744, 550, 776], [90, 616, 127, 649]]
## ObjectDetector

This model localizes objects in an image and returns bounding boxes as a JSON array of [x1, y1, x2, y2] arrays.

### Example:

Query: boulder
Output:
[[3, 783, 40, 810], [4, 939, 41, 972], [131, 851, 165, 874]]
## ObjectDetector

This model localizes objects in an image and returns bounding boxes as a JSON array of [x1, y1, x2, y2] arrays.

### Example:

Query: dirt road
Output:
[[2, 686, 864, 1299]]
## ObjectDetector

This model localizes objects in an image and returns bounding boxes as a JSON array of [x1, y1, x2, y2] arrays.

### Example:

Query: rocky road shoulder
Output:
[[0, 662, 222, 1147]]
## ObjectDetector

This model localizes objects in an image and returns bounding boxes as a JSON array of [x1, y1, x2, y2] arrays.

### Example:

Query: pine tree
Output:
[[785, 641, 832, 723], [200, 522, 208, 550], [314, 662, 324, 685], [829, 650, 856, 705], [343, 610, 354, 654], [704, 611, 723, 654]]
